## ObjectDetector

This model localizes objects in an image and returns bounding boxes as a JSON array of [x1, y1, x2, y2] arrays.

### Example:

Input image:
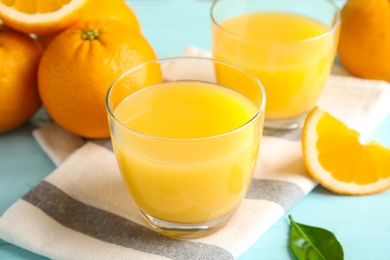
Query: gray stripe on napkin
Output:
[[246, 179, 305, 211], [22, 181, 234, 260]]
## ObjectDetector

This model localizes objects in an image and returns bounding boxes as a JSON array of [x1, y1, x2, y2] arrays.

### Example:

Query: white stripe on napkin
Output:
[[1, 46, 390, 260]]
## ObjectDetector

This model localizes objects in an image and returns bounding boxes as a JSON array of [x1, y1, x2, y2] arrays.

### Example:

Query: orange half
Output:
[[0, 0, 90, 34], [302, 106, 390, 195]]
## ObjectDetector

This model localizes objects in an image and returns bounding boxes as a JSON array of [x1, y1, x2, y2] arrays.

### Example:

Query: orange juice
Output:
[[213, 12, 338, 120], [111, 81, 262, 223]]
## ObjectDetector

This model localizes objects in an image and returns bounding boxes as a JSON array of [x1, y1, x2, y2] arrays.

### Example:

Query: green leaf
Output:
[[289, 215, 344, 260]]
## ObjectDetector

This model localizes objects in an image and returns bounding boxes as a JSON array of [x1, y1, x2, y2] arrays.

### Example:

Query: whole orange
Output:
[[38, 0, 140, 48], [38, 19, 160, 139], [337, 0, 390, 81], [0, 26, 42, 133]]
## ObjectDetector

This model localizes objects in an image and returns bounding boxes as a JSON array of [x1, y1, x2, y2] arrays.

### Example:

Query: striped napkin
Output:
[[1, 46, 390, 260]]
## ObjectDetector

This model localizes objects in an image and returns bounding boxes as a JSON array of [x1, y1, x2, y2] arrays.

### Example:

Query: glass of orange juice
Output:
[[211, 0, 341, 129], [106, 57, 266, 239]]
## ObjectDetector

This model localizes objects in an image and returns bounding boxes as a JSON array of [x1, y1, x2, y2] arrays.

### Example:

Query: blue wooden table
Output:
[[1, 1, 390, 259]]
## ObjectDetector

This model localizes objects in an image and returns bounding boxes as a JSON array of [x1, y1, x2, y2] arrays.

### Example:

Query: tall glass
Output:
[[211, 0, 341, 129], [106, 57, 266, 239]]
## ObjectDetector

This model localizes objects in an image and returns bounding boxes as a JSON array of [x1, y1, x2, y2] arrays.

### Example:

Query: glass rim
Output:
[[210, 0, 342, 46], [106, 56, 266, 142]]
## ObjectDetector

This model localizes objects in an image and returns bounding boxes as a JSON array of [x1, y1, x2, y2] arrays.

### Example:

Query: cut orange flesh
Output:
[[302, 106, 390, 195]]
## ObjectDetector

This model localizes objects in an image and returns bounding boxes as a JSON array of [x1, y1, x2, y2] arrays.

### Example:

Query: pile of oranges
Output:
[[0, 0, 158, 138]]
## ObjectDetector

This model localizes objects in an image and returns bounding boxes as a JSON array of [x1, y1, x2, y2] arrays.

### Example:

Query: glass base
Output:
[[264, 114, 307, 130], [139, 210, 236, 239]]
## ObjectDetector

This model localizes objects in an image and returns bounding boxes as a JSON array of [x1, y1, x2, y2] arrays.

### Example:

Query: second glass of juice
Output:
[[211, 0, 341, 129], [106, 57, 266, 239]]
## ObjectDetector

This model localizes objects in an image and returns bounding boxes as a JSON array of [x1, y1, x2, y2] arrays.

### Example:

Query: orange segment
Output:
[[370, 142, 390, 178], [2, 0, 12, 7], [11, 1, 37, 14], [0, 0, 89, 34], [302, 106, 390, 195]]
